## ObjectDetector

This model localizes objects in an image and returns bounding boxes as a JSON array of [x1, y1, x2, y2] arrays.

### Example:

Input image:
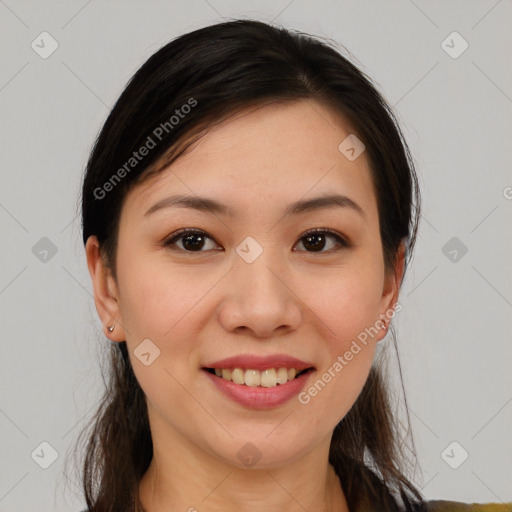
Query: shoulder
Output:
[[425, 500, 512, 512]]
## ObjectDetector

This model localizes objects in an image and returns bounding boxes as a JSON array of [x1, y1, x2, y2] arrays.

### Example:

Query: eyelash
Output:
[[163, 227, 350, 254]]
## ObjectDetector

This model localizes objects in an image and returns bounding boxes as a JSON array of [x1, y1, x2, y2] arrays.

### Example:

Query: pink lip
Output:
[[203, 369, 314, 409], [203, 354, 315, 371]]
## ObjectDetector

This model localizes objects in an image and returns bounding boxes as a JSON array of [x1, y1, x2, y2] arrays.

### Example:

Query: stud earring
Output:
[[108, 325, 115, 333]]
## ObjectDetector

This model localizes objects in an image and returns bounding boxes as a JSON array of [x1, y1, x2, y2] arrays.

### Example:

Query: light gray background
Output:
[[1, 1, 511, 511]]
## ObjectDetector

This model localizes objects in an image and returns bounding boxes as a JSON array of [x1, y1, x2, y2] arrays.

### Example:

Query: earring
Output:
[[381, 321, 388, 331], [108, 325, 115, 333]]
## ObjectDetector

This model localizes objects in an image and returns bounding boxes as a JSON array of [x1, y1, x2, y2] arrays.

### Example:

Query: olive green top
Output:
[[426, 501, 512, 511]]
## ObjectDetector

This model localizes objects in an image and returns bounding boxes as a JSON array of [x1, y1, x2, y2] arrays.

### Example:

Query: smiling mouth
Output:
[[203, 367, 314, 388]]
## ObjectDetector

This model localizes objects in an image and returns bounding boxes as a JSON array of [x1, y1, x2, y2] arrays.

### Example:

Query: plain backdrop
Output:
[[1, 1, 511, 510]]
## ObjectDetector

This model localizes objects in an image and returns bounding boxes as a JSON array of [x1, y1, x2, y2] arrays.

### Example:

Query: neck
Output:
[[137, 421, 349, 512]]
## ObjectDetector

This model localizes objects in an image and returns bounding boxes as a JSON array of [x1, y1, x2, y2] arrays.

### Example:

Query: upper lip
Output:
[[203, 354, 315, 371]]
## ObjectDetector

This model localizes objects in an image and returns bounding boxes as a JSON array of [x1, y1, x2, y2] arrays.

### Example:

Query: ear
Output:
[[376, 241, 406, 342], [85, 235, 126, 342]]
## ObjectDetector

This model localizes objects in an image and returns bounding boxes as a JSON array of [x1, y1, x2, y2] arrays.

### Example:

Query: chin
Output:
[[207, 431, 322, 471]]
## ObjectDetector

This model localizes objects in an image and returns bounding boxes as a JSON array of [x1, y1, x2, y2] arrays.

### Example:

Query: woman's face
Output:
[[89, 100, 402, 469]]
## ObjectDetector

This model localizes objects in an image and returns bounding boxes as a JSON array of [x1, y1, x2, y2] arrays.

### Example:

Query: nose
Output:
[[217, 250, 302, 338]]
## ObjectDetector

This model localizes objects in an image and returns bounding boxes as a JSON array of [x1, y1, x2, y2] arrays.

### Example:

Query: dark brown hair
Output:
[[72, 19, 423, 512]]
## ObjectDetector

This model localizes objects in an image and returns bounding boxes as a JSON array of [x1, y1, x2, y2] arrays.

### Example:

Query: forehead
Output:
[[124, 100, 378, 221]]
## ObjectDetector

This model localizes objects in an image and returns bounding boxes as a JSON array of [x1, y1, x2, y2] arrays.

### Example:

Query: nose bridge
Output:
[[234, 237, 286, 301], [220, 236, 301, 336]]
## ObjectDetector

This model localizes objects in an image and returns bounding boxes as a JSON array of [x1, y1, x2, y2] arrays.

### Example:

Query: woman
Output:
[[75, 19, 509, 512]]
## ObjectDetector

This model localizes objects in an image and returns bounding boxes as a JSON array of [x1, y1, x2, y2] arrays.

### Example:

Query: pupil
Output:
[[304, 234, 325, 252], [183, 233, 204, 251]]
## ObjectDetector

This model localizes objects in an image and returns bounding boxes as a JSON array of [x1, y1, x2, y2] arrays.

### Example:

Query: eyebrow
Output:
[[144, 193, 365, 218]]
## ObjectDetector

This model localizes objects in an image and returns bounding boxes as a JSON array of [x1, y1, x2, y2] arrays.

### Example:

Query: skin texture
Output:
[[86, 100, 405, 512]]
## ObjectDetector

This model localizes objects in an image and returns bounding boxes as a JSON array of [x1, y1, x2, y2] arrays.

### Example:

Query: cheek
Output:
[[312, 265, 385, 344], [116, 252, 213, 338], [115, 257, 220, 401]]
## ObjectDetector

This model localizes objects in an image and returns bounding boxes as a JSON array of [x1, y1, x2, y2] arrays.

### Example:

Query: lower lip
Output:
[[203, 369, 313, 409]]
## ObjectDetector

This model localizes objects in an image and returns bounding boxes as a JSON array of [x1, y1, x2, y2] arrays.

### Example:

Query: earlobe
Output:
[[85, 236, 126, 341]]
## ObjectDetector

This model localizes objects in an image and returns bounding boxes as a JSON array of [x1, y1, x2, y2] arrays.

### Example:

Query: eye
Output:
[[294, 228, 349, 253], [163, 228, 220, 253], [163, 227, 349, 254]]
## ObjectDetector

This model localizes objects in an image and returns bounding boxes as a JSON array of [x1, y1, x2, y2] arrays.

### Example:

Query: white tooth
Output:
[[244, 369, 260, 387], [276, 367, 288, 385], [221, 368, 232, 381], [260, 368, 277, 388], [231, 368, 244, 385], [287, 368, 297, 380], [215, 368, 222, 377]]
